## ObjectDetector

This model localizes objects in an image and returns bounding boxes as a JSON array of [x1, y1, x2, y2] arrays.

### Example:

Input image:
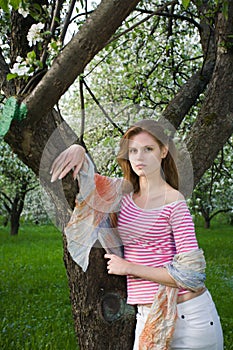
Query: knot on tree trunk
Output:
[[100, 292, 135, 322]]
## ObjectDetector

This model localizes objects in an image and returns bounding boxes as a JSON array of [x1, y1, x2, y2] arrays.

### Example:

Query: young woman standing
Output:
[[51, 119, 223, 349]]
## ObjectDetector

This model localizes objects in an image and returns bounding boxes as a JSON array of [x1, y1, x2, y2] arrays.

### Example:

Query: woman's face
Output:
[[128, 131, 167, 177]]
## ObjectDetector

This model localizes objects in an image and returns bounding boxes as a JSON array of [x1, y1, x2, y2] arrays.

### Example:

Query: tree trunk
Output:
[[9, 182, 28, 235], [5, 109, 136, 349], [64, 244, 136, 349], [204, 218, 211, 229], [10, 211, 20, 235], [186, 4, 233, 187]]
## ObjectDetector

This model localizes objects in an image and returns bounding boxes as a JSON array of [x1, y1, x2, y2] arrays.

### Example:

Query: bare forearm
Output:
[[105, 254, 178, 288], [127, 262, 178, 288]]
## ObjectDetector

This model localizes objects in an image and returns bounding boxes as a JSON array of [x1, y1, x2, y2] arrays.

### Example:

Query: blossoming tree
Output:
[[0, 0, 233, 349]]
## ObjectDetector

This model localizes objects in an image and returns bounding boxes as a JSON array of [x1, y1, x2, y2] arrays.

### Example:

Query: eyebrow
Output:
[[128, 144, 156, 147]]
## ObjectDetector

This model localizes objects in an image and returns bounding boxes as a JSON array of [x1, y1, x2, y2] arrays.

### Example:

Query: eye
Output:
[[129, 148, 137, 154], [144, 146, 154, 152]]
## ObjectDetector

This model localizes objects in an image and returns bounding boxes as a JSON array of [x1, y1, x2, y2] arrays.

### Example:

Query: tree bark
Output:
[[186, 4, 233, 187], [10, 182, 27, 235], [204, 218, 210, 229], [10, 209, 20, 235], [64, 246, 136, 349]]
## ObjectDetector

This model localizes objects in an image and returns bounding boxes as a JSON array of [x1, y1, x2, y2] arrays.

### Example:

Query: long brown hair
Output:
[[117, 119, 179, 193]]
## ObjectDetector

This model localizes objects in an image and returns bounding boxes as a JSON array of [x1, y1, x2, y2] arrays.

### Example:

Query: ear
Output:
[[161, 146, 168, 159]]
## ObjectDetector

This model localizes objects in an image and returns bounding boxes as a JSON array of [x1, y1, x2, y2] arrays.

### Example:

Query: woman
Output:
[[50, 119, 223, 350]]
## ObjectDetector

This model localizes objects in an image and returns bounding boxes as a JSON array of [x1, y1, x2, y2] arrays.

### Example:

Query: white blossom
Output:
[[16, 56, 23, 63], [11, 56, 34, 77], [11, 62, 29, 76], [18, 5, 29, 18], [27, 23, 45, 47]]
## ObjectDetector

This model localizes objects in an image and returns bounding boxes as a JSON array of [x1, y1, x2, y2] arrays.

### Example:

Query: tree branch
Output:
[[79, 76, 85, 143], [41, 0, 65, 66], [106, 0, 178, 46], [162, 60, 215, 129], [22, 0, 141, 126], [209, 208, 232, 221], [25, 184, 39, 193], [162, 0, 216, 130], [83, 79, 124, 135], [0, 191, 13, 206], [60, 0, 77, 44], [135, 8, 201, 30]]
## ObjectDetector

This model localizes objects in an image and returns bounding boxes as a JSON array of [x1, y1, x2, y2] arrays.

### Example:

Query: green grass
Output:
[[196, 222, 233, 349], [0, 224, 77, 350], [0, 221, 233, 349]]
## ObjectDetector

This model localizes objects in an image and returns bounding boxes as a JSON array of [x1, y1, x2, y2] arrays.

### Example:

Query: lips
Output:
[[135, 164, 146, 168]]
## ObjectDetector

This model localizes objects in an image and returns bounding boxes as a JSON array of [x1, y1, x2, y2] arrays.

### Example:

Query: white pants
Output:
[[133, 290, 223, 350]]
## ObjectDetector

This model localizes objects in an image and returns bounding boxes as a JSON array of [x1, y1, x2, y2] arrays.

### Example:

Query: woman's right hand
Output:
[[50, 144, 85, 182]]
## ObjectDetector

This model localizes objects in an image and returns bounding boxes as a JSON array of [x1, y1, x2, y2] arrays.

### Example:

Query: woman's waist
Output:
[[177, 287, 206, 304], [137, 288, 206, 308]]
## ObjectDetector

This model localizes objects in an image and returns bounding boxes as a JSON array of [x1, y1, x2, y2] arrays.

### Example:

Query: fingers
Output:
[[104, 254, 115, 260], [72, 163, 82, 179], [50, 145, 85, 182], [104, 254, 113, 273], [50, 156, 72, 182], [52, 162, 72, 182]]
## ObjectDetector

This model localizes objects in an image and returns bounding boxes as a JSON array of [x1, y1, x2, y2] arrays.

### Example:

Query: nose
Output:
[[135, 149, 144, 160]]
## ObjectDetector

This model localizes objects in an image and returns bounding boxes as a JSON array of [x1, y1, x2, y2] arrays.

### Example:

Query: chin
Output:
[[134, 169, 146, 177]]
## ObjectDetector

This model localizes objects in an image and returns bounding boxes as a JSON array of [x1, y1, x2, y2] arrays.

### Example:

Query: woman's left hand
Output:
[[104, 254, 130, 276]]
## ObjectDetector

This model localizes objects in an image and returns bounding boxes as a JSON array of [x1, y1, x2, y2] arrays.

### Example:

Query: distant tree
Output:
[[190, 140, 233, 228], [23, 185, 50, 224], [0, 141, 38, 234]]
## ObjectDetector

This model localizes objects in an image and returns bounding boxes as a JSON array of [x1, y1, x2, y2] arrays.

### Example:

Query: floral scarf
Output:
[[65, 154, 131, 271], [139, 249, 206, 350]]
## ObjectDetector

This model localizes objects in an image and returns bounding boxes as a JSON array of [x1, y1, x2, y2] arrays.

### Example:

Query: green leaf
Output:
[[0, 0, 9, 12], [27, 50, 36, 60], [7, 73, 18, 81], [182, 0, 190, 10], [29, 3, 42, 19], [10, 0, 21, 10], [222, 0, 228, 20]]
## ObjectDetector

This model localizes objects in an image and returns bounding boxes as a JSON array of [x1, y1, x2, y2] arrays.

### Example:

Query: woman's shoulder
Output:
[[165, 187, 185, 206]]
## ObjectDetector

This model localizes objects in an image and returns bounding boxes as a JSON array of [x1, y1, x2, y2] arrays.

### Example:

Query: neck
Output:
[[138, 171, 167, 195]]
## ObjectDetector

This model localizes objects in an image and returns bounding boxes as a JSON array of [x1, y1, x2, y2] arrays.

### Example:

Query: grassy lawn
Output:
[[0, 224, 77, 350], [0, 221, 232, 349], [196, 222, 233, 349]]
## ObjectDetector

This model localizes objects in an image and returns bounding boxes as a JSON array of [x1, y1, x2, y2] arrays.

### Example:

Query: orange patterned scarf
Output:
[[139, 249, 206, 350]]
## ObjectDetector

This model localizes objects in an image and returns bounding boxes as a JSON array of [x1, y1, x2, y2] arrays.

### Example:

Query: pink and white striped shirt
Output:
[[117, 193, 199, 305]]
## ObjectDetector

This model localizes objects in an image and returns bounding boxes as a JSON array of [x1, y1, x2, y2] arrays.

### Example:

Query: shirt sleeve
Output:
[[76, 154, 96, 202], [169, 201, 199, 254]]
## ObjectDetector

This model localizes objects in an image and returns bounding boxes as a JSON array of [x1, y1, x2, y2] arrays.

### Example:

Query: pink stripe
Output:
[[118, 194, 199, 304]]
